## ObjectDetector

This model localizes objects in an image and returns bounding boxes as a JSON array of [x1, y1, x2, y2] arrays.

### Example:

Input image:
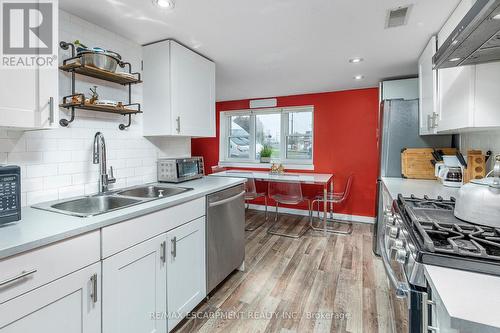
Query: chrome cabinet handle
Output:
[[0, 269, 37, 287], [427, 114, 433, 131], [90, 273, 98, 303], [176, 116, 181, 133], [208, 191, 246, 207], [49, 97, 54, 125], [160, 241, 166, 263], [171, 237, 177, 258]]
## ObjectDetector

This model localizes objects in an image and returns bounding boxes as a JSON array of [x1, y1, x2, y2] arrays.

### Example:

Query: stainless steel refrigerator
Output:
[[372, 99, 452, 255]]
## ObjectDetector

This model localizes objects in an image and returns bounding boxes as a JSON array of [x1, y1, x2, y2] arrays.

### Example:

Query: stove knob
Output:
[[388, 226, 400, 239], [386, 215, 395, 225], [394, 248, 408, 264]]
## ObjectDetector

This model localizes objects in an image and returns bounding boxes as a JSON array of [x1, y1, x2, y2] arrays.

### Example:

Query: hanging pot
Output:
[[454, 155, 500, 227]]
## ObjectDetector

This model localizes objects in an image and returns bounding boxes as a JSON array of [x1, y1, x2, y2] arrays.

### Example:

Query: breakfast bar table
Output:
[[209, 170, 334, 235]]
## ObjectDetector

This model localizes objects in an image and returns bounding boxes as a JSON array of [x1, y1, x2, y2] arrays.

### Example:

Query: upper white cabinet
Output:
[[0, 67, 58, 129], [435, 0, 500, 133], [166, 217, 206, 331], [418, 36, 439, 135], [102, 233, 167, 333], [143, 40, 216, 137], [0, 262, 101, 333]]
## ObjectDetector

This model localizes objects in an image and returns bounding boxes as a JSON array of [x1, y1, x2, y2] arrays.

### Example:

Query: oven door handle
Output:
[[379, 224, 409, 298]]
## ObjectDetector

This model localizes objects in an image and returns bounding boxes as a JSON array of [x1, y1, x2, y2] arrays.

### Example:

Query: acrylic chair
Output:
[[267, 181, 312, 238], [311, 174, 354, 235], [211, 165, 227, 173], [244, 178, 268, 231]]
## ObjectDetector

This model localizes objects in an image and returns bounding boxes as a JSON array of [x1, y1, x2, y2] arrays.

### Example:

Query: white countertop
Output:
[[0, 176, 245, 260], [211, 170, 333, 185], [381, 177, 459, 200], [382, 177, 500, 332]]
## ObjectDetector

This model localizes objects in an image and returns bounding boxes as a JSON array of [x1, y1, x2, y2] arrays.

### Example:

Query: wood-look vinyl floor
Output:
[[175, 210, 401, 333]]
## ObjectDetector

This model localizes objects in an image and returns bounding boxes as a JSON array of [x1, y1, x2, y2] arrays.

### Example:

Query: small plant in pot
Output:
[[259, 145, 273, 163]]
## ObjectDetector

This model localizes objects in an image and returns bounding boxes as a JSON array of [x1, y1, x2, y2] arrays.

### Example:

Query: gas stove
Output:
[[393, 194, 500, 279]]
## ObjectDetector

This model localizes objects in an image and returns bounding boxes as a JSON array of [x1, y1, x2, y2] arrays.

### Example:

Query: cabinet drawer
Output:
[[102, 197, 205, 258], [0, 231, 100, 304]]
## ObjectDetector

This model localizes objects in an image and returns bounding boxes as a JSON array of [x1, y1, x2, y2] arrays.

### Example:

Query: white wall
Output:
[[0, 10, 191, 207], [460, 130, 500, 172]]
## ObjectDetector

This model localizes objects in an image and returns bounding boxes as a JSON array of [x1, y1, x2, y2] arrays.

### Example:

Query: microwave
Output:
[[157, 157, 205, 183], [0, 165, 21, 225]]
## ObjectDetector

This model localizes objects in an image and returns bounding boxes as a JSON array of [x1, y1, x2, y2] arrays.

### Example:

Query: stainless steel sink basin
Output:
[[116, 185, 191, 199], [32, 183, 194, 217], [49, 195, 141, 217]]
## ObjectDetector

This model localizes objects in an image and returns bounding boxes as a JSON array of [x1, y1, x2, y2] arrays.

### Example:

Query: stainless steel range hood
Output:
[[433, 0, 500, 69]]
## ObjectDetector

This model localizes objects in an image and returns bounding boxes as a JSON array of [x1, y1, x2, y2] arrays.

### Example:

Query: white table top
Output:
[[210, 170, 333, 185]]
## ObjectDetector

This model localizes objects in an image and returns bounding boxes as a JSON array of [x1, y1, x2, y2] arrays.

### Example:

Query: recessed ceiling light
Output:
[[349, 57, 364, 64], [492, 13, 500, 20], [449, 57, 461, 62], [353, 75, 364, 80], [154, 0, 174, 8]]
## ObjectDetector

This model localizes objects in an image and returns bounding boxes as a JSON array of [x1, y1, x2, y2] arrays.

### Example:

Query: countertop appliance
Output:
[[436, 156, 464, 188], [434, 0, 500, 69], [0, 165, 21, 225], [381, 193, 500, 332], [206, 184, 245, 294], [374, 97, 452, 255], [157, 157, 204, 183], [455, 155, 500, 227]]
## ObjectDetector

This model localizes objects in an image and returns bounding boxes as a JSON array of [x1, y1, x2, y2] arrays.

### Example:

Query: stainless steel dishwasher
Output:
[[206, 184, 245, 293]]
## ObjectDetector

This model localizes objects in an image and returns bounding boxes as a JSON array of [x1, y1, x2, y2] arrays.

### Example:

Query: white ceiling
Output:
[[59, 0, 459, 101]]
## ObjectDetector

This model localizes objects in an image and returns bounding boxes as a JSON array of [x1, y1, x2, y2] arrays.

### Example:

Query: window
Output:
[[220, 106, 314, 166]]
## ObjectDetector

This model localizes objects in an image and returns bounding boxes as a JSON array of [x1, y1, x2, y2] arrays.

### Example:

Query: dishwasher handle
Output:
[[208, 191, 246, 207]]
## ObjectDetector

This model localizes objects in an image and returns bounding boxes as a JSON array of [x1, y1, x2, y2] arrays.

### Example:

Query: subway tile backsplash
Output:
[[3, 10, 191, 207]]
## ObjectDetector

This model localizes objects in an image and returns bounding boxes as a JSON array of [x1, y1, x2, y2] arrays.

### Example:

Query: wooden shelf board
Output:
[[59, 63, 142, 85], [59, 102, 142, 115]]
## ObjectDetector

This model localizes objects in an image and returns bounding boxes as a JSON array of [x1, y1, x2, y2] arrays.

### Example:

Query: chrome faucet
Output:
[[93, 132, 116, 193]]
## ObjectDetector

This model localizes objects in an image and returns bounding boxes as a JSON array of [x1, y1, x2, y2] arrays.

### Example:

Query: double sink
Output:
[[33, 184, 193, 217]]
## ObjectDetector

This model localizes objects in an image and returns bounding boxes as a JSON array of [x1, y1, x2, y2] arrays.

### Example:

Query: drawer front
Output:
[[102, 197, 205, 258], [0, 231, 100, 304]]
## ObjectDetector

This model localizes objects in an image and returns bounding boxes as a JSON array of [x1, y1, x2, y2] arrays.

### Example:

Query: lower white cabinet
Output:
[[0, 262, 101, 332], [166, 217, 206, 331], [102, 233, 167, 333]]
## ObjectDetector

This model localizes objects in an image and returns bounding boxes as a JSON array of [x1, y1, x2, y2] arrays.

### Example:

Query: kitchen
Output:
[[0, 0, 500, 332]]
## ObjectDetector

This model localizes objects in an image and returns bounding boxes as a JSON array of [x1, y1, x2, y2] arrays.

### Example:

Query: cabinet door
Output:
[[102, 233, 167, 333], [166, 217, 206, 331], [473, 62, 500, 128], [418, 36, 438, 135], [0, 262, 101, 333], [143, 41, 173, 136], [170, 41, 216, 137]]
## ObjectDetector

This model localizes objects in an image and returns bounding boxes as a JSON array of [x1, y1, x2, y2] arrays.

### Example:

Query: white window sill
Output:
[[218, 161, 314, 171]]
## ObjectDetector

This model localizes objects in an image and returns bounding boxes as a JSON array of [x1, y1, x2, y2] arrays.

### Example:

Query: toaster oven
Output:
[[157, 157, 205, 183], [0, 165, 21, 224]]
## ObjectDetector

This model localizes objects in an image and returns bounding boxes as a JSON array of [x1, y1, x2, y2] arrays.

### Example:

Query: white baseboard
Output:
[[247, 204, 375, 224]]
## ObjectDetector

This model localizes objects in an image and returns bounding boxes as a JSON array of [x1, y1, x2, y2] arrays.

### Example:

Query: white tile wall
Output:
[[2, 10, 191, 207], [460, 130, 500, 172]]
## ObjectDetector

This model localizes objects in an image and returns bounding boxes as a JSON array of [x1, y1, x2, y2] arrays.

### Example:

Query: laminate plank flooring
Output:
[[175, 210, 401, 333]]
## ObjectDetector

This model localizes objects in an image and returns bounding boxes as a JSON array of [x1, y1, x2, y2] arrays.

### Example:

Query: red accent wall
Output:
[[192, 88, 380, 218]]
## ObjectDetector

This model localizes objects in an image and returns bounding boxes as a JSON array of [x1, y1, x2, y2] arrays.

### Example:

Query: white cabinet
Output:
[[0, 262, 101, 333], [166, 217, 206, 332], [102, 233, 167, 333], [435, 0, 500, 133], [0, 66, 58, 129], [143, 40, 216, 137], [418, 36, 439, 135]]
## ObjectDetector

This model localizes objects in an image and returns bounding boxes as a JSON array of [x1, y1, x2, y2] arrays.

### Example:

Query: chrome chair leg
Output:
[[244, 197, 269, 231], [310, 199, 353, 235]]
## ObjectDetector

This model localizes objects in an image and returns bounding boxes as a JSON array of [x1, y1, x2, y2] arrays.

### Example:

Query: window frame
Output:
[[219, 106, 314, 168]]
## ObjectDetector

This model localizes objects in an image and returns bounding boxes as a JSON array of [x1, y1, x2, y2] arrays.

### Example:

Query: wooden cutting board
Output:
[[401, 148, 458, 180]]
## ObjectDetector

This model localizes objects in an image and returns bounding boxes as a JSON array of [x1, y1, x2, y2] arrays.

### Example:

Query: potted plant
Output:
[[259, 145, 273, 163]]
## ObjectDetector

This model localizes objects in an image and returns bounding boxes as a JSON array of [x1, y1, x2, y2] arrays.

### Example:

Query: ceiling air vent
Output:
[[386, 5, 412, 28]]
